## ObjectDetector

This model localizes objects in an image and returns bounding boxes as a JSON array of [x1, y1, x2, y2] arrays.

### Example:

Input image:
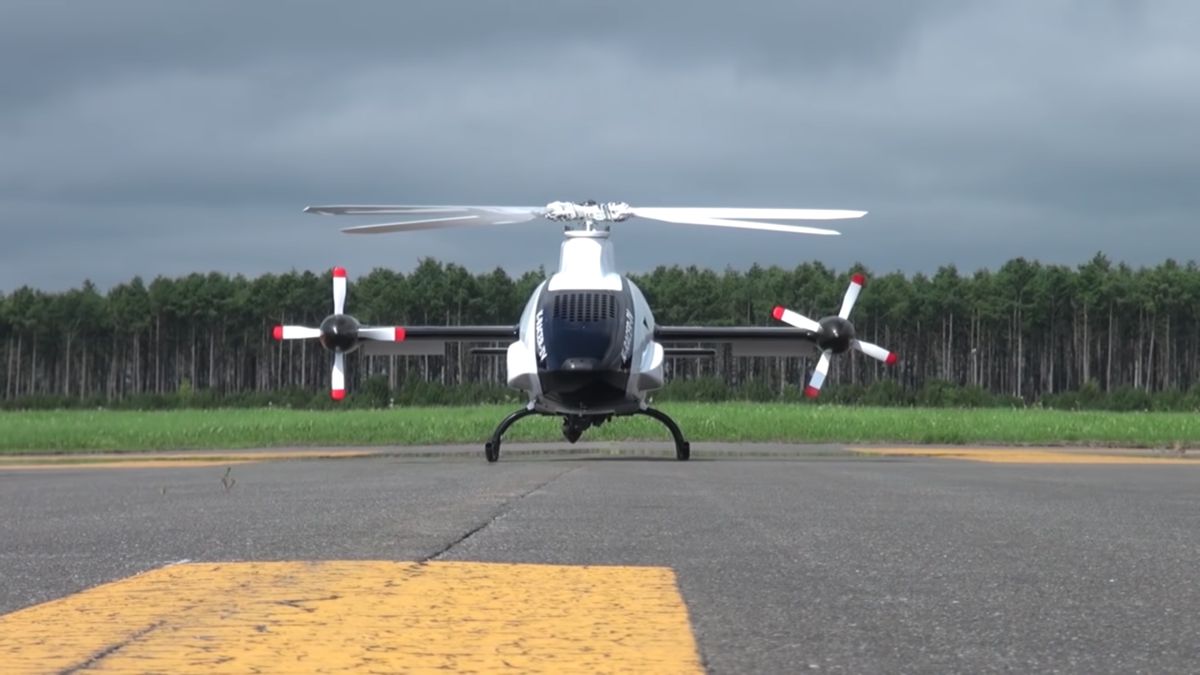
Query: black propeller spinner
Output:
[[319, 314, 361, 353], [816, 316, 855, 354]]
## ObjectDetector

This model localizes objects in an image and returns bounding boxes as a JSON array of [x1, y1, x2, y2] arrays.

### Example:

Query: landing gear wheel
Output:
[[676, 441, 691, 461], [485, 441, 499, 463]]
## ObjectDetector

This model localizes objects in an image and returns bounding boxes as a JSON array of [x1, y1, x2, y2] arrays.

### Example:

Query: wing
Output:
[[361, 325, 518, 356], [654, 326, 820, 358]]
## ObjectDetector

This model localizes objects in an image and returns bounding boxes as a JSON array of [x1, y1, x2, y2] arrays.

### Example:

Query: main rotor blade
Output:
[[634, 207, 866, 221], [341, 216, 482, 234], [339, 210, 541, 234], [307, 205, 543, 216], [308, 202, 862, 234], [633, 211, 842, 236]]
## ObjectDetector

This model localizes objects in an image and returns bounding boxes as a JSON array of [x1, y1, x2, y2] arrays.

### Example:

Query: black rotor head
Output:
[[817, 316, 856, 354], [319, 314, 361, 353]]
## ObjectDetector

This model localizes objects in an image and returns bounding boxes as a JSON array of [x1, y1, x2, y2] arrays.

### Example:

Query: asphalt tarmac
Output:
[[2, 444, 1199, 673]]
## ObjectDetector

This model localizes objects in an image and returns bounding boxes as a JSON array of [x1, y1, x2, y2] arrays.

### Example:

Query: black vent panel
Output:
[[553, 293, 617, 323]]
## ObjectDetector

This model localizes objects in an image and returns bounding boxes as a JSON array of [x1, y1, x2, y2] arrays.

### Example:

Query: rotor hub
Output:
[[817, 316, 855, 354], [544, 201, 632, 225], [319, 314, 361, 353]]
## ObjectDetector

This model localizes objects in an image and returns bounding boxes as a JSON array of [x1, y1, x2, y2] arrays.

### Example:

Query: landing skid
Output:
[[483, 406, 690, 462], [634, 407, 691, 461], [484, 407, 537, 463]]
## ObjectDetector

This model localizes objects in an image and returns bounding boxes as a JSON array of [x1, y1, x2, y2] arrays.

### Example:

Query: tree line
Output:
[[3, 254, 1199, 408]]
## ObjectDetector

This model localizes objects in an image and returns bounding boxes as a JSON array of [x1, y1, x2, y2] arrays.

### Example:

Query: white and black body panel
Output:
[[628, 279, 664, 396], [508, 230, 659, 416], [505, 283, 544, 400]]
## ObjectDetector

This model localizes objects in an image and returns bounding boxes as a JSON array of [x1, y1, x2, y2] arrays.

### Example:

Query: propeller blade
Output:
[[332, 266, 347, 315], [853, 339, 898, 365], [631, 210, 842, 236], [359, 326, 406, 342], [634, 207, 865, 221], [273, 325, 321, 340], [331, 352, 346, 401], [772, 306, 821, 333], [839, 273, 865, 319], [806, 351, 832, 398]]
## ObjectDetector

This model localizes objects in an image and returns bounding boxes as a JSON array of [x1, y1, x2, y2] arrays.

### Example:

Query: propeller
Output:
[[304, 202, 866, 236], [272, 266, 405, 400], [772, 273, 898, 399]]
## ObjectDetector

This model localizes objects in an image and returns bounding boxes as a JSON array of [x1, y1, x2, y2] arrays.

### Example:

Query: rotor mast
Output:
[[547, 202, 624, 289]]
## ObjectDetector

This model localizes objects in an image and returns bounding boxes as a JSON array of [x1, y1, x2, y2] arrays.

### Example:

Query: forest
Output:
[[3, 253, 1200, 409]]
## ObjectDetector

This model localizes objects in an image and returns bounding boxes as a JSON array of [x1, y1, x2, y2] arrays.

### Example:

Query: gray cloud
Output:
[[1, 0, 1198, 291]]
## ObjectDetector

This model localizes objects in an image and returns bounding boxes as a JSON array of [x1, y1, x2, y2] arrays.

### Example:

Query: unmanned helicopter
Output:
[[274, 201, 897, 462]]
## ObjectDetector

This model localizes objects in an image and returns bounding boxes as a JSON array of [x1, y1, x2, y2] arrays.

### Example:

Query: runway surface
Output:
[[2, 443, 1199, 673]]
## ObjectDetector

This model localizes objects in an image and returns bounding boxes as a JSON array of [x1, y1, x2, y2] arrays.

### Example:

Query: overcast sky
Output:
[[2, 0, 1198, 292]]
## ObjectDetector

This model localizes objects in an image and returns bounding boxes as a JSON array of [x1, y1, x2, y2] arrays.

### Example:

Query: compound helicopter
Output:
[[275, 201, 896, 461]]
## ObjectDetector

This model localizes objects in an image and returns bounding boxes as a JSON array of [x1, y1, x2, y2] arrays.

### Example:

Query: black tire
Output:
[[676, 441, 691, 461], [485, 441, 499, 463]]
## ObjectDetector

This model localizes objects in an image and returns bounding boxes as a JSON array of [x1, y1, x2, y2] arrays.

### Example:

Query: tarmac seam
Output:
[[422, 467, 578, 563]]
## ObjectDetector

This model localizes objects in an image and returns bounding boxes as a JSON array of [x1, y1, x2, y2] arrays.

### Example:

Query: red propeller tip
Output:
[[332, 266, 347, 278], [851, 273, 866, 286], [272, 325, 283, 341], [804, 386, 820, 399], [772, 306, 785, 320], [331, 389, 346, 401], [395, 327, 407, 342], [886, 353, 898, 366]]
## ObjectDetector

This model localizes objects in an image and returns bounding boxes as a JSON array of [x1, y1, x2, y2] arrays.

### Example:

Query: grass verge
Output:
[[3, 404, 1200, 454]]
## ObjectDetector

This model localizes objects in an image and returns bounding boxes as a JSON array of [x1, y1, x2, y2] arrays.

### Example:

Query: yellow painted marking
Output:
[[0, 450, 374, 471], [0, 561, 702, 673], [853, 447, 1200, 464], [0, 459, 263, 470]]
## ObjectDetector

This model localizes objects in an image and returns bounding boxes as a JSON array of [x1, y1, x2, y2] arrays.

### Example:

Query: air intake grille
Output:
[[553, 293, 616, 323]]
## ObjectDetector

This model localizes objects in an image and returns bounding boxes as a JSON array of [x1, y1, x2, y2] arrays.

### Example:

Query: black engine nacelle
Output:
[[319, 314, 362, 353], [816, 316, 855, 354]]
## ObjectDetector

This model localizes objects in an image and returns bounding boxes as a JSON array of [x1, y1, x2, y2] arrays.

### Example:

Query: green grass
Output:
[[3, 404, 1200, 453]]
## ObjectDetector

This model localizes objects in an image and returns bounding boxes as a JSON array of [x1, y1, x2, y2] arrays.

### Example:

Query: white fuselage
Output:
[[506, 229, 664, 415]]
